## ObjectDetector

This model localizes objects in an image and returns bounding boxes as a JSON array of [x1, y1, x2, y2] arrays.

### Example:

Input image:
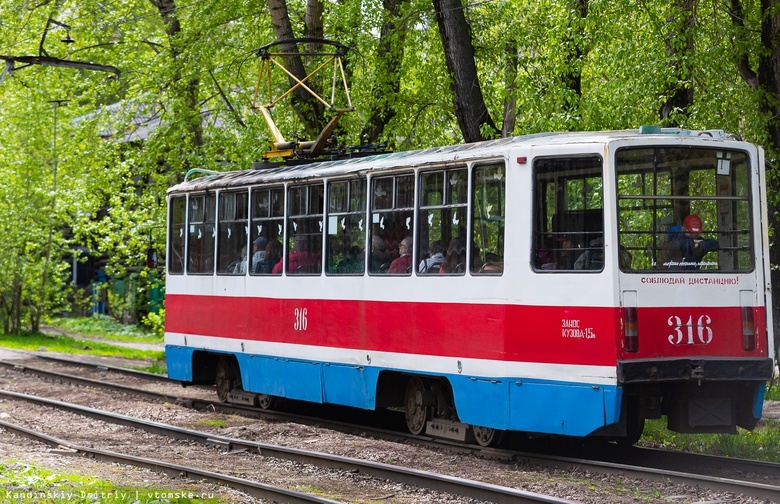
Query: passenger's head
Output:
[[372, 235, 385, 252], [399, 236, 413, 255], [447, 237, 466, 256], [253, 236, 267, 251], [683, 214, 703, 236], [266, 239, 282, 258], [293, 235, 308, 251], [429, 240, 445, 256]]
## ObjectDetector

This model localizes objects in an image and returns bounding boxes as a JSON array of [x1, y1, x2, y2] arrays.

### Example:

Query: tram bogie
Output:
[[165, 129, 774, 445]]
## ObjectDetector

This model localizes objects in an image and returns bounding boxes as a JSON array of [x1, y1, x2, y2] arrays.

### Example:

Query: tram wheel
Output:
[[257, 394, 276, 410], [215, 357, 239, 403], [404, 377, 431, 435], [473, 426, 504, 447]]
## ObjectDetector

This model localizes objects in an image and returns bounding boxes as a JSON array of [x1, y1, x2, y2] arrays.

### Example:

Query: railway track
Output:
[[0, 389, 573, 504], [0, 415, 341, 504], [1, 353, 778, 502]]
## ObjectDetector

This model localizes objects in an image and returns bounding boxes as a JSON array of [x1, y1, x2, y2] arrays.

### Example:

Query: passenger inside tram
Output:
[[419, 239, 445, 273], [667, 214, 720, 269], [388, 236, 413, 274], [440, 237, 466, 273], [262, 238, 282, 274], [370, 235, 391, 273]]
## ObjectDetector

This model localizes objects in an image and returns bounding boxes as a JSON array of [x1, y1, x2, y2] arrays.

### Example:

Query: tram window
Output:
[[417, 168, 468, 275], [532, 156, 604, 272], [326, 179, 367, 275], [285, 184, 324, 275], [370, 174, 414, 275], [616, 147, 753, 272], [216, 191, 249, 275], [471, 163, 505, 275], [168, 196, 186, 274], [250, 187, 284, 275], [187, 193, 216, 274]]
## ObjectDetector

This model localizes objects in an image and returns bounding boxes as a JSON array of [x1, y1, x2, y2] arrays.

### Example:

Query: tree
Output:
[[728, 0, 780, 359], [659, 0, 695, 125], [432, 0, 498, 142], [360, 0, 410, 145]]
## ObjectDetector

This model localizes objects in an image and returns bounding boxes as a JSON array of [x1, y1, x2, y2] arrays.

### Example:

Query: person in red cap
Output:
[[668, 214, 720, 268]]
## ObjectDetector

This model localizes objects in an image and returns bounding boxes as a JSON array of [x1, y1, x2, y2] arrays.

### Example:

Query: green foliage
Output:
[[141, 308, 166, 340]]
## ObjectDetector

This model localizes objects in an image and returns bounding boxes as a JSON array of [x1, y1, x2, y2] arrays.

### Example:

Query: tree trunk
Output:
[[361, 0, 409, 145], [501, 42, 518, 138], [432, 0, 498, 143], [659, 0, 695, 125], [729, 0, 780, 361], [266, 0, 325, 137], [560, 0, 588, 122]]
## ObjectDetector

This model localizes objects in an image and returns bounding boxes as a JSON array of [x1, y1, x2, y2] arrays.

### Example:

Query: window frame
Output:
[[186, 192, 217, 275], [167, 195, 186, 275], [216, 190, 249, 275], [325, 178, 368, 276], [249, 185, 285, 276], [284, 182, 324, 276]]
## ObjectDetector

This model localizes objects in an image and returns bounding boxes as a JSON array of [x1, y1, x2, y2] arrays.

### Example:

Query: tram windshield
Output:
[[616, 147, 753, 272]]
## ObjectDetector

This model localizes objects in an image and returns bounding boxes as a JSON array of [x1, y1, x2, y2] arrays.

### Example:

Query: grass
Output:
[[640, 418, 780, 462], [49, 314, 162, 343], [0, 461, 224, 503], [0, 331, 164, 362], [765, 375, 780, 401]]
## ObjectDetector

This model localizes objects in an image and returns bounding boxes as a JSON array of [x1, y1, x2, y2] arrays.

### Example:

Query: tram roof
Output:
[[168, 128, 739, 194]]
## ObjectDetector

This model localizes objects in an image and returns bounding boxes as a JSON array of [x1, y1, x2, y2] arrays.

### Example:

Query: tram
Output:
[[164, 128, 774, 445]]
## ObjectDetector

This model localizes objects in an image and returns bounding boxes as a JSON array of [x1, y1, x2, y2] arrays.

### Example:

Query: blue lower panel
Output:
[[448, 377, 509, 429], [165, 345, 195, 381], [243, 355, 324, 404], [166, 345, 620, 436], [321, 364, 378, 408], [508, 381, 617, 436], [753, 382, 767, 418], [450, 376, 619, 436]]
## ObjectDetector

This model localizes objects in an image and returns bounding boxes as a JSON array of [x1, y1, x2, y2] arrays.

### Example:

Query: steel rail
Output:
[[0, 348, 171, 382], [3, 357, 779, 501], [0, 418, 341, 504], [0, 389, 574, 504], [0, 359, 182, 402]]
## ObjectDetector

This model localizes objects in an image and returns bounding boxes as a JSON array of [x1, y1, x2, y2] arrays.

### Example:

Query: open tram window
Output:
[[168, 196, 186, 274], [216, 191, 249, 275], [285, 183, 324, 275], [370, 173, 414, 275], [532, 156, 604, 272], [250, 186, 284, 275], [471, 163, 505, 275], [326, 179, 367, 275], [417, 167, 468, 275], [616, 147, 753, 272], [187, 193, 216, 275]]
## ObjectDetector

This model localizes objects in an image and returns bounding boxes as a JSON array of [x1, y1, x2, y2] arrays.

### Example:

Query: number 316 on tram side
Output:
[[164, 128, 774, 446]]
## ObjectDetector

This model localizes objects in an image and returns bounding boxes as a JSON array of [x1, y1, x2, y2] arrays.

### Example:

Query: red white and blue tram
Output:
[[164, 128, 774, 445]]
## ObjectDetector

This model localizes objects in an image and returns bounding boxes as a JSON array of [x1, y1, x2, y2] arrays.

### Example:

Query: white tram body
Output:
[[164, 129, 774, 443]]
